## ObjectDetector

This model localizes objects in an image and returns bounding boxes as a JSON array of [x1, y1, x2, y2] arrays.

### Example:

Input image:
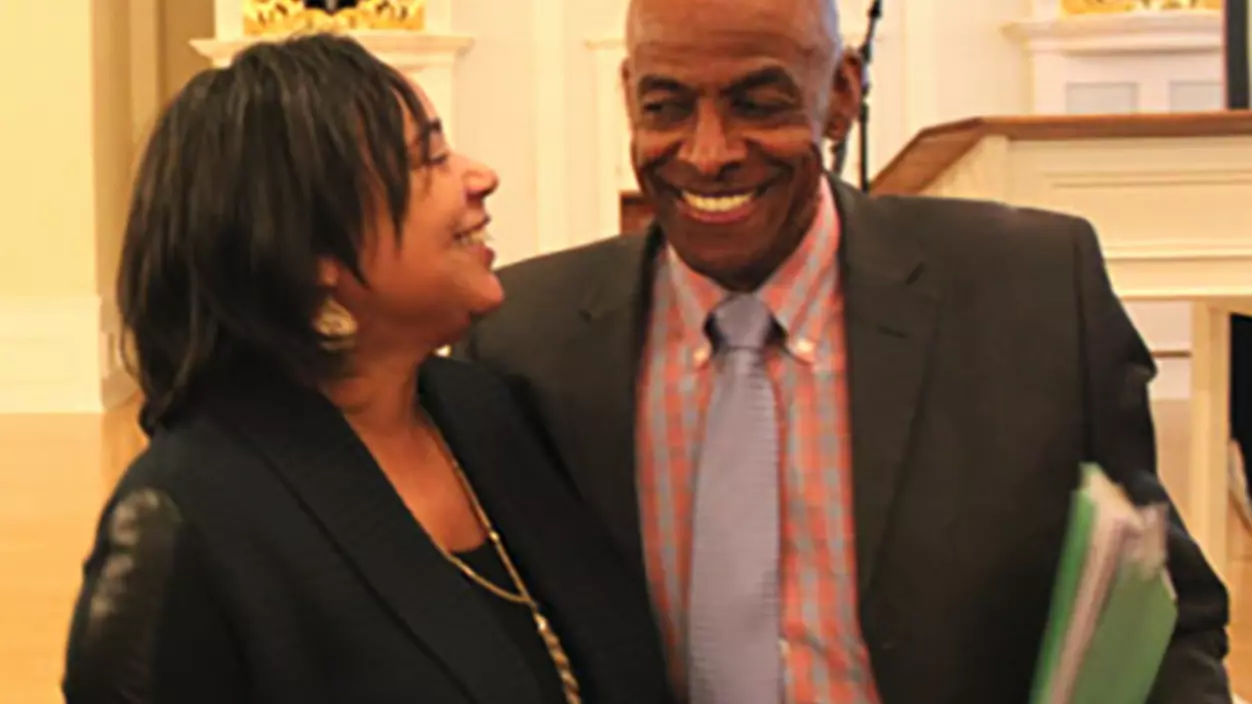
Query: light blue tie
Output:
[[687, 294, 781, 704]]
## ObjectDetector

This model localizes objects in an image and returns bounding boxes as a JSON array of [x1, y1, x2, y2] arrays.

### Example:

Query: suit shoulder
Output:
[[494, 233, 647, 301], [874, 193, 1094, 251], [863, 193, 1101, 286], [107, 417, 258, 516], [859, 194, 1103, 308]]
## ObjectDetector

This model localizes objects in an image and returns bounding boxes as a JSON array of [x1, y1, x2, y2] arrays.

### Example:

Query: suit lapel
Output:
[[834, 180, 941, 598], [203, 375, 540, 704], [535, 184, 938, 604], [537, 234, 658, 575], [420, 360, 673, 704]]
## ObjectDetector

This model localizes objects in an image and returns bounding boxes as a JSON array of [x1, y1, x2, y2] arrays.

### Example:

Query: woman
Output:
[[62, 33, 672, 704]]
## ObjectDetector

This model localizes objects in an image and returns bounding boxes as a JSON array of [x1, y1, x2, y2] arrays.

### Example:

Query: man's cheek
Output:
[[631, 131, 678, 167], [745, 126, 822, 160]]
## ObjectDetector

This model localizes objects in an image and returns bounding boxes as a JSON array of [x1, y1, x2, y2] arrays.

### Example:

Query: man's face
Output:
[[622, 0, 860, 291]]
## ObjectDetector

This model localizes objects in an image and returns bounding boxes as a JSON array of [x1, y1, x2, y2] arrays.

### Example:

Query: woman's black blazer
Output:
[[61, 357, 673, 704]]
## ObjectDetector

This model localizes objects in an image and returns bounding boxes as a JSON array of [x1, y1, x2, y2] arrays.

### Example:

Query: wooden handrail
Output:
[[870, 111, 1252, 196]]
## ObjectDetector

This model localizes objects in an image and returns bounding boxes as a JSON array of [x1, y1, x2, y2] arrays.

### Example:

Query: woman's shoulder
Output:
[[107, 413, 264, 524]]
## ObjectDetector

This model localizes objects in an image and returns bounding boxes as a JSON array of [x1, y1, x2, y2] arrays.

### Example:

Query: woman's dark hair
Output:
[[117, 33, 432, 430]]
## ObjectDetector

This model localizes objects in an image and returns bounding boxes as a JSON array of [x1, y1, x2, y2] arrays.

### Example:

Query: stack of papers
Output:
[[1029, 463, 1178, 704]]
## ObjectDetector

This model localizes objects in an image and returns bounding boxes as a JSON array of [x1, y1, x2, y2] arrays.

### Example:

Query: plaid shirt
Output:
[[637, 181, 881, 703]]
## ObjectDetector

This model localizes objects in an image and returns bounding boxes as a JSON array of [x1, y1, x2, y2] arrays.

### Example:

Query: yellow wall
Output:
[[0, 0, 212, 412], [0, 0, 212, 296], [0, 0, 99, 297]]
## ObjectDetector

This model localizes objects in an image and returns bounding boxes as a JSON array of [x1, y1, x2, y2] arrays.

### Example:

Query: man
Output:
[[456, 0, 1231, 700]]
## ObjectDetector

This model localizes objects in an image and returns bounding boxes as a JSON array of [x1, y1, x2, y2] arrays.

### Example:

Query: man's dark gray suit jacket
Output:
[[454, 178, 1231, 702]]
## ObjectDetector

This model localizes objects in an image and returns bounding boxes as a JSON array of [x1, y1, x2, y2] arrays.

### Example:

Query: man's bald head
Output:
[[625, 0, 842, 59], [618, 0, 862, 291]]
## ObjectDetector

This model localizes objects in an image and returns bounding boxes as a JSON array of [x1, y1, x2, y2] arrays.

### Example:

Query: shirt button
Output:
[[692, 346, 710, 365], [794, 338, 815, 356]]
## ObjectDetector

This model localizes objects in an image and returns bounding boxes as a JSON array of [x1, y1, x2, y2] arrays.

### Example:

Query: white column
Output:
[[587, 37, 629, 241], [534, 0, 572, 254], [900, 0, 941, 138]]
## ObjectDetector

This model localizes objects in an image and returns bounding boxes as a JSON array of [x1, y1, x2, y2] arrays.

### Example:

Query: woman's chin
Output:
[[466, 278, 505, 317]]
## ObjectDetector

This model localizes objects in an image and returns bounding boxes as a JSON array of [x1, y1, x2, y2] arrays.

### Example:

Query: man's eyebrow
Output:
[[635, 68, 801, 97], [637, 75, 688, 94], [722, 67, 801, 96]]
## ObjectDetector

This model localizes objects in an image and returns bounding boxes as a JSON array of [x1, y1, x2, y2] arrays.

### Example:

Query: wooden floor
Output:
[[2, 397, 1251, 702]]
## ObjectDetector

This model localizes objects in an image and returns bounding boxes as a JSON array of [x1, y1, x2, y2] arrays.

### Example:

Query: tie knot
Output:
[[710, 295, 774, 351]]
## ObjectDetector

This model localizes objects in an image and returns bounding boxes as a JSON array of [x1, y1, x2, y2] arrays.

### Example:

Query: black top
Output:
[[61, 357, 674, 704], [455, 544, 567, 704]]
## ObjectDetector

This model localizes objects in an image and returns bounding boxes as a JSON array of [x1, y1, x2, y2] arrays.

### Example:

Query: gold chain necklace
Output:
[[422, 416, 582, 704]]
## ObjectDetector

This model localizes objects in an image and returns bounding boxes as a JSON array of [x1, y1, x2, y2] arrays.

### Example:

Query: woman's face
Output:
[[328, 84, 502, 352]]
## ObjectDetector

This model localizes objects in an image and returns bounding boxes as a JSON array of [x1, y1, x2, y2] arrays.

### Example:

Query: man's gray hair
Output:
[[625, 0, 843, 56]]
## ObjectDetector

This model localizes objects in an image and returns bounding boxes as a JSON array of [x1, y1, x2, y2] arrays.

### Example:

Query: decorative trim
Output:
[[191, 30, 473, 70], [1005, 9, 1222, 55], [241, 0, 427, 37], [190, 31, 473, 144], [0, 296, 133, 413], [584, 25, 885, 51], [215, 0, 455, 39], [1103, 246, 1252, 260], [1060, 0, 1221, 14]]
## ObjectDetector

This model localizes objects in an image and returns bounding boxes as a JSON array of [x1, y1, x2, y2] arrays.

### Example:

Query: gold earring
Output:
[[314, 297, 357, 350]]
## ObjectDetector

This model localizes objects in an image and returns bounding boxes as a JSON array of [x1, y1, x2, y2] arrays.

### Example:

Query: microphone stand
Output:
[[858, 0, 883, 193]]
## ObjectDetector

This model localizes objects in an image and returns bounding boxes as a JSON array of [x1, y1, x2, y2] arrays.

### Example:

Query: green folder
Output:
[[1029, 463, 1178, 704]]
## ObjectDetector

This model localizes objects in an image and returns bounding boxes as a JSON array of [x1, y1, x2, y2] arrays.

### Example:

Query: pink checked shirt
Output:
[[637, 181, 881, 703]]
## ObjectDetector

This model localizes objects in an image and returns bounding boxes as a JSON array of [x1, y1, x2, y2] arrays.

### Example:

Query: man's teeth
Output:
[[682, 191, 754, 213]]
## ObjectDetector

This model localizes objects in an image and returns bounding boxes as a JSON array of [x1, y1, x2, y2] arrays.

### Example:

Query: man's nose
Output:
[[678, 103, 745, 177]]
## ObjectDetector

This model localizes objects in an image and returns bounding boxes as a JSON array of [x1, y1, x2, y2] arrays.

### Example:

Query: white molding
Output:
[[584, 26, 886, 54], [534, 3, 571, 255], [0, 296, 134, 413], [213, 0, 242, 40], [190, 31, 474, 68], [213, 0, 456, 39], [190, 31, 474, 143], [1004, 9, 1222, 56]]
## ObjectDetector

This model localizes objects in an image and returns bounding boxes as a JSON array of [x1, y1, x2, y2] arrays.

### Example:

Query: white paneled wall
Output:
[[203, 0, 1211, 400], [447, 0, 1206, 397], [1006, 4, 1226, 399]]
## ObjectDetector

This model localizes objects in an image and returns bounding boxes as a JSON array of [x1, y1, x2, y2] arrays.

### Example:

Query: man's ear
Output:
[[824, 48, 865, 145]]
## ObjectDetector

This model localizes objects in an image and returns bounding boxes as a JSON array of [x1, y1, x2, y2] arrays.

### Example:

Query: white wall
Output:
[[447, 0, 1040, 263], [451, 0, 540, 267], [447, 0, 1199, 401]]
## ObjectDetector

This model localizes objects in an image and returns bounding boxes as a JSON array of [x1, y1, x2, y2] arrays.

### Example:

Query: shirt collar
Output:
[[665, 179, 840, 366]]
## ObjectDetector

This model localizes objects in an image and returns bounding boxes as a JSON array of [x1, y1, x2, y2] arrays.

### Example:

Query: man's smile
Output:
[[659, 180, 778, 225]]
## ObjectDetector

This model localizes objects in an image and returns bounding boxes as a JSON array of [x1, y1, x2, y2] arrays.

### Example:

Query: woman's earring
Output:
[[314, 297, 357, 350]]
